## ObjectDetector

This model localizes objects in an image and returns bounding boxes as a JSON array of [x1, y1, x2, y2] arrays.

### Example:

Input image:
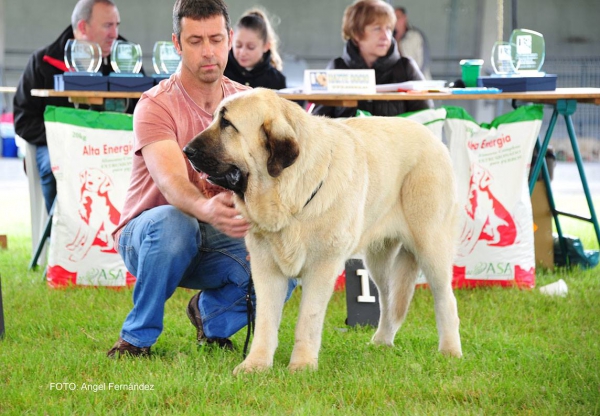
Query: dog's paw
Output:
[[439, 347, 462, 358], [232, 359, 271, 375], [439, 339, 462, 358], [287, 359, 318, 373], [370, 332, 395, 346]]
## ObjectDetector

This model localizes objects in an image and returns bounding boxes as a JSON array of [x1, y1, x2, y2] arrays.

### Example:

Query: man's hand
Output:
[[200, 192, 250, 239]]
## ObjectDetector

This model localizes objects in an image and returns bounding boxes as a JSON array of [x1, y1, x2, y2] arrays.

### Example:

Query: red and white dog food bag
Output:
[[44, 106, 135, 288], [444, 105, 543, 288]]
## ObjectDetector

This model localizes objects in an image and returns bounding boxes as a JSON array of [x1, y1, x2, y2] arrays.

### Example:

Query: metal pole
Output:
[[511, 0, 518, 30]]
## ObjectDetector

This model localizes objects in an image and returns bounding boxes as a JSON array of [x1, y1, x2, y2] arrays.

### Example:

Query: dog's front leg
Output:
[[233, 268, 288, 375], [288, 263, 340, 372]]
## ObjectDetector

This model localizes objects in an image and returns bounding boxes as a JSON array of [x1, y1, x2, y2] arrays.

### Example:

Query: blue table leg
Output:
[[533, 139, 569, 264], [560, 100, 600, 248], [531, 99, 600, 267], [529, 109, 558, 195]]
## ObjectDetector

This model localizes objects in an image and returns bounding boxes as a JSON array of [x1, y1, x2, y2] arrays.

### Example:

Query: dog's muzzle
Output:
[[183, 146, 248, 196]]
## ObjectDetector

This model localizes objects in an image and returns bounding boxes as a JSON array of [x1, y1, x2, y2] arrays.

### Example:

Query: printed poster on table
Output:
[[44, 106, 135, 287]]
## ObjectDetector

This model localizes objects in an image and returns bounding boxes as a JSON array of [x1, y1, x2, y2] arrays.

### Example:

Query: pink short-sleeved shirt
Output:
[[112, 73, 249, 244]]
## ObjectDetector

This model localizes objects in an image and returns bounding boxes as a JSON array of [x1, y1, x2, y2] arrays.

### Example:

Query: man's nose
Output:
[[200, 41, 214, 57]]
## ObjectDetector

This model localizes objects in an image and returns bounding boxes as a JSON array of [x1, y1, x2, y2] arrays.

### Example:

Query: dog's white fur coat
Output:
[[187, 88, 462, 374]]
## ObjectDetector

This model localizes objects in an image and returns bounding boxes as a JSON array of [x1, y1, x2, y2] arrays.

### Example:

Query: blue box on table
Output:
[[477, 74, 557, 92], [108, 74, 154, 92], [54, 73, 109, 91]]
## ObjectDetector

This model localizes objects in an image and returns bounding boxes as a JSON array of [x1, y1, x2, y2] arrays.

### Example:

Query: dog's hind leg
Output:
[[417, 236, 462, 358], [366, 243, 419, 346]]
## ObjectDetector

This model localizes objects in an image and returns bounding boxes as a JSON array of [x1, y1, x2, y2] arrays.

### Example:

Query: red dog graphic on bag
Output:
[[66, 168, 121, 262], [458, 163, 517, 256]]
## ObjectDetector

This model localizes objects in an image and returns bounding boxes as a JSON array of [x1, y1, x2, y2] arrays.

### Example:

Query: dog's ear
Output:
[[263, 116, 299, 177], [99, 175, 113, 194], [480, 169, 492, 189]]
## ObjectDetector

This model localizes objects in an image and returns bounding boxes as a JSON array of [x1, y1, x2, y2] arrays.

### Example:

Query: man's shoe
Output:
[[186, 291, 235, 351], [206, 337, 235, 350], [186, 291, 205, 343], [106, 338, 151, 358]]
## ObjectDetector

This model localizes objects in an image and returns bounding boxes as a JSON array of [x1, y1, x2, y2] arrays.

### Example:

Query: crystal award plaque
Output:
[[152, 41, 181, 74], [64, 39, 102, 73], [491, 41, 516, 75], [509, 29, 545, 74], [110, 40, 143, 74]]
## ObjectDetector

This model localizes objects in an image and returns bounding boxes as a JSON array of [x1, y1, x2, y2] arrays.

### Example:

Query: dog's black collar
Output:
[[303, 151, 331, 209], [303, 181, 323, 208]]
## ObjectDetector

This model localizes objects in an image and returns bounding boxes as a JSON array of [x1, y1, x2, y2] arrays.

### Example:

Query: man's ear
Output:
[[262, 117, 299, 178], [75, 19, 87, 38], [172, 33, 182, 54]]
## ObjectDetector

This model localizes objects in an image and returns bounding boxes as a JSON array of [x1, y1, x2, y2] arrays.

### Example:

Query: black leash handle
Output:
[[243, 274, 255, 358]]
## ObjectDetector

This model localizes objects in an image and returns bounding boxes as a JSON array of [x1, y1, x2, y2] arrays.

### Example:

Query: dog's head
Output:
[[81, 168, 112, 194], [183, 88, 301, 197], [470, 163, 493, 191]]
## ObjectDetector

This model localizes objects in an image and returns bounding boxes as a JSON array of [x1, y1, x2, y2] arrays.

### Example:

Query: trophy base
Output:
[[108, 74, 154, 92], [478, 74, 557, 92], [54, 73, 109, 92]]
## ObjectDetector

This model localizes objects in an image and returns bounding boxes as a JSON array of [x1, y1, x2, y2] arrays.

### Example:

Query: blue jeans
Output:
[[117, 205, 296, 348], [35, 145, 56, 214]]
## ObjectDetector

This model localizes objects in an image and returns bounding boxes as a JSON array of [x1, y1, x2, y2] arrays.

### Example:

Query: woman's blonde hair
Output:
[[341, 0, 396, 42], [235, 7, 283, 71]]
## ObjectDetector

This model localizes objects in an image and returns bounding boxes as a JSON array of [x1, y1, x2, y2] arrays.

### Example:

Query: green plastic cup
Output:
[[460, 59, 484, 87]]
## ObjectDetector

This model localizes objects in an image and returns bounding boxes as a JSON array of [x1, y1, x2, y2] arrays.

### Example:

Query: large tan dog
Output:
[[184, 88, 462, 374]]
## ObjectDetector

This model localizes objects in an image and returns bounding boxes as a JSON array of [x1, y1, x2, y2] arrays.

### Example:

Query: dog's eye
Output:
[[220, 117, 232, 129], [220, 117, 238, 132]]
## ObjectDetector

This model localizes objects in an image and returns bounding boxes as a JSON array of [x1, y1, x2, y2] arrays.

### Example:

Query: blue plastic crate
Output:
[[2, 137, 18, 158]]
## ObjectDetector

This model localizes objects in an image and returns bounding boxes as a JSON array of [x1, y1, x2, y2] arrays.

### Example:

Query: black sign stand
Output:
[[345, 259, 380, 327]]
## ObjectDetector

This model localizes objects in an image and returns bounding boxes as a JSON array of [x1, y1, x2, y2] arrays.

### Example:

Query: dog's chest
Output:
[[250, 229, 308, 278]]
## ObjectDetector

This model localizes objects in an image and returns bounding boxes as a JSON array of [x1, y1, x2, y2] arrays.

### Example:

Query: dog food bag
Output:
[[358, 108, 447, 141], [44, 106, 135, 288], [398, 108, 447, 141], [444, 105, 543, 288]]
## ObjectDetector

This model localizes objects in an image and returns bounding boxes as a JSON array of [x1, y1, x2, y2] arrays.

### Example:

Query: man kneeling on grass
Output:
[[107, 0, 296, 358]]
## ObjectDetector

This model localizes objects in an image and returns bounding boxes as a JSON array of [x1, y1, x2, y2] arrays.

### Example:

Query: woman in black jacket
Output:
[[312, 0, 431, 118], [224, 8, 286, 90]]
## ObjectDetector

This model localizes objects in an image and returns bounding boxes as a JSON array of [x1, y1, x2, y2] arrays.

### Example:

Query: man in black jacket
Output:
[[13, 0, 139, 214]]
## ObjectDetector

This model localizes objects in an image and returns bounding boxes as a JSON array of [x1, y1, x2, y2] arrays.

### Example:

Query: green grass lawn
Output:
[[0, 195, 599, 415]]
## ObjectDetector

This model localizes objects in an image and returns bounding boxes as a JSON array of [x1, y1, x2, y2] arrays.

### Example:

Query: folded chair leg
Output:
[[29, 199, 54, 271]]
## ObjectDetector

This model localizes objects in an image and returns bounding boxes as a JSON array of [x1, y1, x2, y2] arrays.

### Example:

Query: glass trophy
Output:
[[110, 40, 143, 74], [152, 41, 181, 74], [64, 39, 102, 73], [491, 41, 516, 75], [509, 29, 545, 74]]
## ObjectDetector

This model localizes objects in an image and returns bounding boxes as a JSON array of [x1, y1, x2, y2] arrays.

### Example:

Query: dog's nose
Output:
[[183, 146, 196, 159]]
